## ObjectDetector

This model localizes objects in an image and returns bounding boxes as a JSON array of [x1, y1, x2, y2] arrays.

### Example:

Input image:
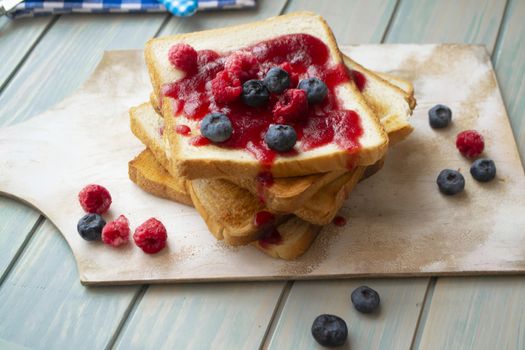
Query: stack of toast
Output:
[[128, 12, 416, 260]]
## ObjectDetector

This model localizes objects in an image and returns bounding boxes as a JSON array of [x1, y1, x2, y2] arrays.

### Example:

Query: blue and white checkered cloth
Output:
[[7, 0, 255, 18]]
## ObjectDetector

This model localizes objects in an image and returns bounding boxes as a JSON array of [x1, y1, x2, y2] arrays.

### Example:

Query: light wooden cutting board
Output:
[[1, 44, 524, 285]]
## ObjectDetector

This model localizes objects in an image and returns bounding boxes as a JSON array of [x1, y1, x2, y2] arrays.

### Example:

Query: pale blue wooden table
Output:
[[1, 1, 524, 349]]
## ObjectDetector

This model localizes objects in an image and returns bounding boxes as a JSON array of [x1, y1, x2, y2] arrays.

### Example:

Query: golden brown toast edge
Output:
[[129, 150, 192, 206], [293, 167, 366, 225]]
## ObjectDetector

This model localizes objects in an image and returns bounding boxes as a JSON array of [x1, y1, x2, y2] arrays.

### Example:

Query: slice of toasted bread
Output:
[[132, 84, 410, 224], [145, 12, 388, 179], [131, 75, 410, 251]]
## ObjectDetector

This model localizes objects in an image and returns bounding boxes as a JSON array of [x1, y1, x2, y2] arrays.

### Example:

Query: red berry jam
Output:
[[189, 135, 210, 146], [255, 171, 274, 202], [333, 215, 347, 227], [175, 124, 191, 136], [256, 171, 274, 187], [258, 228, 282, 248], [162, 34, 363, 166], [349, 69, 367, 92], [254, 211, 275, 227]]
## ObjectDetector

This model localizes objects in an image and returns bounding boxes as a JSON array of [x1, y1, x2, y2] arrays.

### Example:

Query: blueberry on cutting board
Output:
[[470, 158, 496, 182], [437, 169, 465, 195], [77, 213, 106, 241], [428, 104, 452, 128]]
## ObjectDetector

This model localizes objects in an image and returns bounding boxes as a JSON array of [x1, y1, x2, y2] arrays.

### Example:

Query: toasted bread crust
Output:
[[294, 167, 366, 225], [129, 150, 193, 206], [130, 103, 170, 169], [187, 178, 291, 246], [129, 149, 289, 246], [343, 54, 416, 110], [374, 71, 417, 109]]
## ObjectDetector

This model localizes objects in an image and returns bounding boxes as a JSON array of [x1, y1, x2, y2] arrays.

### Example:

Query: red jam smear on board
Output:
[[333, 215, 347, 227], [254, 211, 275, 227], [349, 69, 367, 92], [162, 34, 363, 166]]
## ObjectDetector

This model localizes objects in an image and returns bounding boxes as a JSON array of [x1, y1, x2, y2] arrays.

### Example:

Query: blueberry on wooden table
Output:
[[311, 314, 348, 347], [351, 286, 380, 313]]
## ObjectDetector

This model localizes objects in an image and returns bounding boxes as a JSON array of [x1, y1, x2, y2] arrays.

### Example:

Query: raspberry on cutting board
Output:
[[133, 218, 168, 254], [102, 215, 130, 247], [78, 184, 112, 214], [456, 130, 484, 158]]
